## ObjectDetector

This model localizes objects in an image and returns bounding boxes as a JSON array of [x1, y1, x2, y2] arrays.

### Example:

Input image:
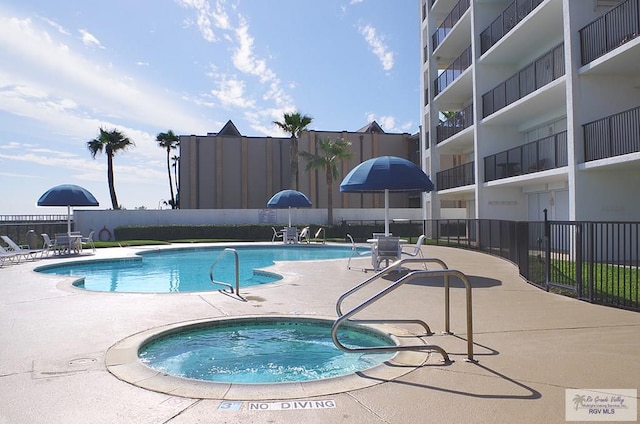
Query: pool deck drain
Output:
[[1, 242, 639, 423]]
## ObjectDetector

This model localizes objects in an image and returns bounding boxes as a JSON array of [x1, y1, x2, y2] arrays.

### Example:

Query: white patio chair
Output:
[[401, 234, 427, 269], [346, 234, 369, 271], [298, 226, 310, 244], [41, 233, 61, 257], [271, 227, 284, 243], [81, 230, 95, 252], [373, 236, 401, 271]]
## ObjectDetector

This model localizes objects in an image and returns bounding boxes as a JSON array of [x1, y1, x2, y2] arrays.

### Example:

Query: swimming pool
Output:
[[37, 245, 366, 293], [138, 317, 395, 383]]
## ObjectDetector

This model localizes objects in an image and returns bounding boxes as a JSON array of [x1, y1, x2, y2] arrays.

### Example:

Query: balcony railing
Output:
[[584, 105, 640, 162], [482, 43, 564, 118], [432, 0, 471, 50], [480, 0, 545, 55], [436, 161, 475, 190], [484, 131, 568, 182], [579, 0, 640, 65], [436, 104, 474, 144], [434, 45, 472, 96]]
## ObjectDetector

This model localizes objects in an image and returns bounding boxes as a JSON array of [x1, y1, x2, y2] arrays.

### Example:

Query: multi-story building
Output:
[[420, 0, 640, 223], [178, 120, 420, 213]]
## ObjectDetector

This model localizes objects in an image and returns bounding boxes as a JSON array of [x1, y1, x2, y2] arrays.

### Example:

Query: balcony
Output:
[[436, 104, 473, 144], [480, 0, 545, 55], [437, 161, 475, 190], [434, 45, 472, 96], [584, 106, 640, 162], [580, 0, 640, 65], [432, 0, 471, 50], [482, 43, 564, 118], [484, 131, 568, 182]]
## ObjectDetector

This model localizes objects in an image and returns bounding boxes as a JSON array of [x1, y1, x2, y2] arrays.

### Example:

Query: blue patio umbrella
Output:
[[340, 156, 434, 236], [37, 184, 99, 235], [267, 189, 312, 227]]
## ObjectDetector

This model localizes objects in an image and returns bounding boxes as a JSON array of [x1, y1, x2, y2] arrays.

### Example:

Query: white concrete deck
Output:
[[0, 243, 638, 423]]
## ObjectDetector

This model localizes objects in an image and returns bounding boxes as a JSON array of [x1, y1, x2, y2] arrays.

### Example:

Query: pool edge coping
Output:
[[105, 314, 431, 401]]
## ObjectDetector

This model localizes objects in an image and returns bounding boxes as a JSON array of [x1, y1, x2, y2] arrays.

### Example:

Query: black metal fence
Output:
[[482, 43, 564, 118], [484, 131, 568, 181], [583, 105, 640, 162], [480, 0, 545, 55], [432, 0, 471, 50], [579, 0, 639, 65], [345, 217, 639, 312], [436, 161, 475, 190], [434, 45, 472, 96], [425, 218, 639, 311], [436, 104, 474, 144]]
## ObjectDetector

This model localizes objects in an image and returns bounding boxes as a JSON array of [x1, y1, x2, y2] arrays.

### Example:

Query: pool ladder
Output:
[[332, 257, 475, 363], [209, 248, 240, 295]]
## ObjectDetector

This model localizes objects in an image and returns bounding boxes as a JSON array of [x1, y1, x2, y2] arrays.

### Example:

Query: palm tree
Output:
[[156, 130, 180, 209], [300, 136, 352, 224], [87, 128, 134, 210], [273, 112, 313, 190], [171, 156, 180, 202]]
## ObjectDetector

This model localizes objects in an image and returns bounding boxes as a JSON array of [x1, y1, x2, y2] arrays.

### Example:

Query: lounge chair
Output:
[[346, 234, 369, 271], [0, 246, 18, 266], [401, 234, 427, 269], [298, 226, 310, 244], [1, 235, 43, 261], [271, 227, 284, 243]]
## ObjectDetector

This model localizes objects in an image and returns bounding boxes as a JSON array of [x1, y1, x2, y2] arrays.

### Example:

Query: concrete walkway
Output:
[[0, 243, 638, 423]]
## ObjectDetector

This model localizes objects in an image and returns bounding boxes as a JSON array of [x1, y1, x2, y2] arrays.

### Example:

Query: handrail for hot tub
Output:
[[332, 258, 474, 363], [209, 248, 240, 295]]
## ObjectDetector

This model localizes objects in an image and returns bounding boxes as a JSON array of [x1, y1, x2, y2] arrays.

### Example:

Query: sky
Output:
[[0, 0, 421, 215]]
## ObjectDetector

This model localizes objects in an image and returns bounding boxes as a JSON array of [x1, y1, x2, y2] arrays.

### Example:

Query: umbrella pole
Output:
[[67, 205, 72, 236], [385, 189, 389, 236], [288, 206, 292, 228]]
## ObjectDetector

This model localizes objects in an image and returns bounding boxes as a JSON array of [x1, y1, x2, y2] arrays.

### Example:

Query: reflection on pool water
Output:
[[37, 245, 365, 293], [138, 318, 395, 383]]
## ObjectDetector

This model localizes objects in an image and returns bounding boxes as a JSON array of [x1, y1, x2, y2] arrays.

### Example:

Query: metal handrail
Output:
[[332, 257, 474, 362], [209, 248, 240, 295]]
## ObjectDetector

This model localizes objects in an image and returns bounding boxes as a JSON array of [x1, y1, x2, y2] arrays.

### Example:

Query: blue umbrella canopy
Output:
[[340, 156, 434, 235], [340, 156, 434, 193], [37, 184, 99, 234], [37, 184, 99, 207], [267, 190, 312, 227]]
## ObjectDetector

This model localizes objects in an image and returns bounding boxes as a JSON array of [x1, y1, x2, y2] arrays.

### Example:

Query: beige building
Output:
[[178, 120, 421, 212]]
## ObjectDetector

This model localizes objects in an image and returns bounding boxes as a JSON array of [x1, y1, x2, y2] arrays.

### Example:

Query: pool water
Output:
[[138, 319, 394, 383], [37, 245, 365, 293]]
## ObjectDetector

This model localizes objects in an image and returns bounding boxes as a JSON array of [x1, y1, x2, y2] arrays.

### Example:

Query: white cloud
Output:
[[175, 0, 230, 42], [233, 16, 276, 83], [366, 113, 412, 133], [359, 24, 394, 71], [79, 29, 103, 48], [0, 16, 211, 135], [39, 17, 70, 35], [210, 78, 255, 109]]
